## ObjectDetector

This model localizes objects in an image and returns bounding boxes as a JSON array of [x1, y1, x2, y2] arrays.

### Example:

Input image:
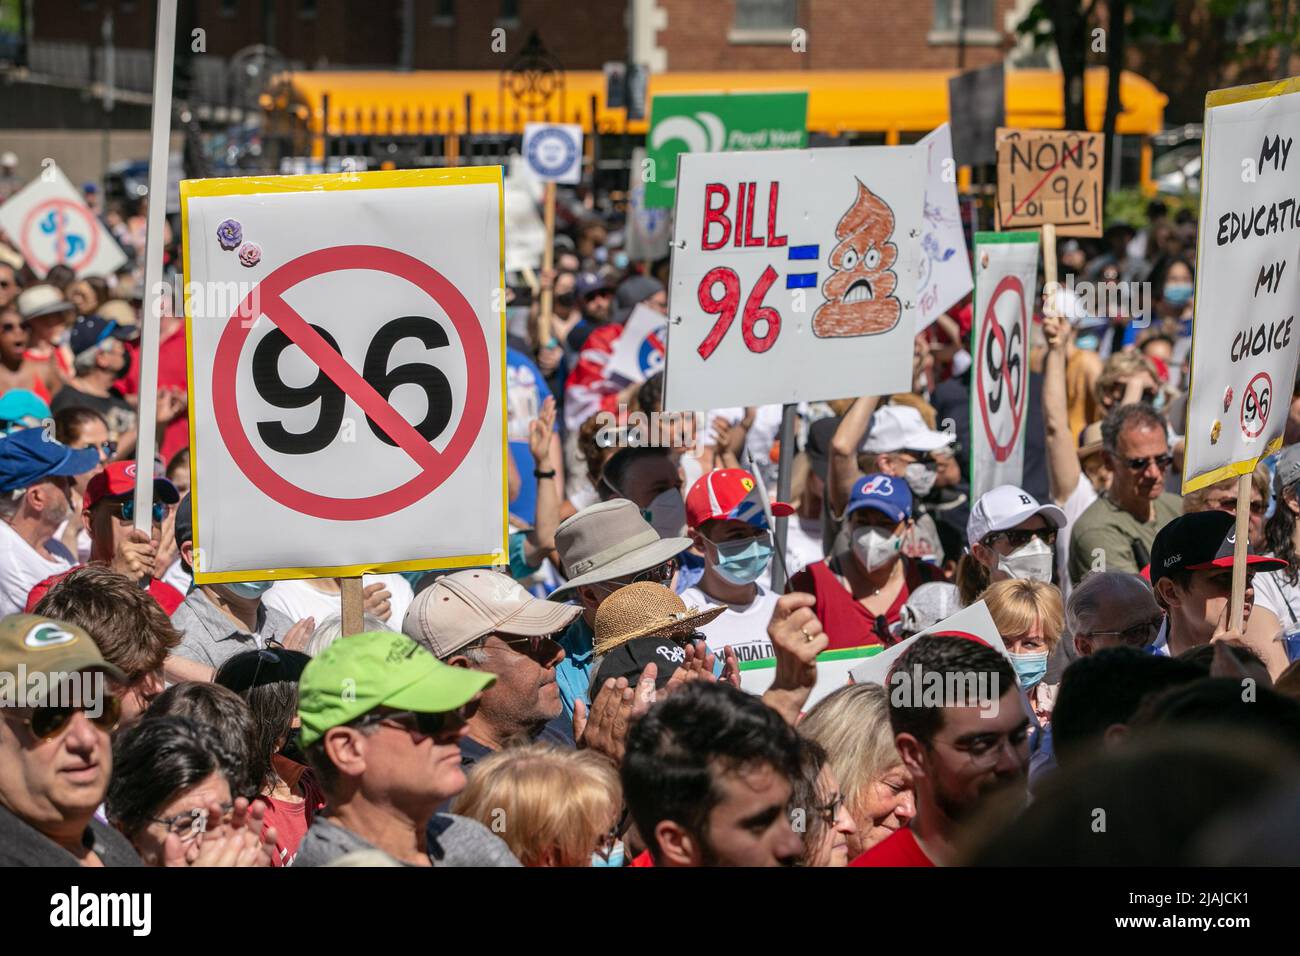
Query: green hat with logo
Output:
[[297, 631, 495, 749], [0, 614, 126, 697]]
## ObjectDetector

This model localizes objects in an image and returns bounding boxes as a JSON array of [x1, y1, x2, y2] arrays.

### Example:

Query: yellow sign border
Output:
[[179, 166, 509, 584]]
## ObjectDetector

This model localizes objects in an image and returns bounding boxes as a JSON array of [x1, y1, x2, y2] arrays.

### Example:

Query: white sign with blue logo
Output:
[[606, 302, 667, 384], [522, 123, 584, 185]]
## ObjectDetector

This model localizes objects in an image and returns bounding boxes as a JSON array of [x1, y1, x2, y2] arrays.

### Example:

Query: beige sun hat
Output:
[[552, 499, 692, 597], [591, 581, 727, 656]]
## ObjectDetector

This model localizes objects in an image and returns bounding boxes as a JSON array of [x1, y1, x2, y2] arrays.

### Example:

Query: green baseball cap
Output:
[[0, 614, 126, 703], [297, 631, 495, 749]]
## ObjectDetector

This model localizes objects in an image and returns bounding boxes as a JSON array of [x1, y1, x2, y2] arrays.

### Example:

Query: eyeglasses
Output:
[[984, 527, 1057, 550], [111, 497, 168, 525], [935, 722, 1031, 769], [89, 440, 117, 460], [1082, 616, 1164, 646], [352, 705, 474, 739], [814, 792, 846, 827], [150, 802, 235, 843], [1122, 453, 1174, 473], [17, 695, 121, 740], [594, 806, 631, 862]]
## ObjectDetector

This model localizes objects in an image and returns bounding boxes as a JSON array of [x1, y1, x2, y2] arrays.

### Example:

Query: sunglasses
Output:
[[1, 322, 21, 333], [595, 560, 677, 591], [353, 705, 474, 739], [85, 440, 117, 459], [984, 527, 1057, 550], [1122, 453, 1174, 473], [18, 695, 121, 740], [489, 633, 561, 655], [111, 497, 168, 525]]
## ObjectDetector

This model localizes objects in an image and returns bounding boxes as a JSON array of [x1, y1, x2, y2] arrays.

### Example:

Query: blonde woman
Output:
[[452, 744, 623, 867], [798, 683, 915, 859], [983, 578, 1065, 724]]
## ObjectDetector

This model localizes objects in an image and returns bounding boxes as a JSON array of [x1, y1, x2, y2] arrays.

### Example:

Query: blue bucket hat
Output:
[[0, 427, 100, 494]]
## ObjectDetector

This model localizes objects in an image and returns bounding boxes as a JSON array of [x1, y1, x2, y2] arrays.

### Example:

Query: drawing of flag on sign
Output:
[[606, 302, 668, 384], [0, 165, 127, 278]]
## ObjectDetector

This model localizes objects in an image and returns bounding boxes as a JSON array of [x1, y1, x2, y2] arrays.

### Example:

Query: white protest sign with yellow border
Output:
[[181, 167, 508, 582], [1183, 78, 1300, 493]]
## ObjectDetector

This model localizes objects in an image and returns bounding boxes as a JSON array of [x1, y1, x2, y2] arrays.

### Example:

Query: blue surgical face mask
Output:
[[1075, 333, 1100, 351], [224, 580, 275, 600], [709, 532, 774, 586], [613, 252, 630, 270], [592, 840, 625, 868], [1163, 283, 1193, 306], [1010, 650, 1049, 690]]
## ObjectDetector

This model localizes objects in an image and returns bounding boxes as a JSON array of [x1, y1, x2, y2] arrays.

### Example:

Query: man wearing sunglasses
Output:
[[0, 427, 99, 616], [404, 569, 581, 771], [550, 499, 693, 720], [0, 614, 140, 866], [1068, 403, 1181, 584], [49, 315, 138, 447], [294, 631, 519, 867]]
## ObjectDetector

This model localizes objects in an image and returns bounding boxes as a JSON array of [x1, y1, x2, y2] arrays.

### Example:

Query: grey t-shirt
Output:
[[0, 803, 142, 867], [292, 813, 520, 867], [171, 588, 294, 669]]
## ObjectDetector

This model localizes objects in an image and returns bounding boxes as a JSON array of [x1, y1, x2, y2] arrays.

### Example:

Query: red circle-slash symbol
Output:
[[211, 245, 490, 521], [19, 199, 101, 274], [976, 275, 1027, 463], [1241, 372, 1272, 441]]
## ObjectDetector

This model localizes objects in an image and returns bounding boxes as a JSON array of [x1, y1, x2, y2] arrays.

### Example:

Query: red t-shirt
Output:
[[156, 322, 190, 466], [629, 849, 655, 867], [25, 567, 184, 615], [849, 827, 935, 867], [256, 758, 327, 867], [788, 558, 942, 650]]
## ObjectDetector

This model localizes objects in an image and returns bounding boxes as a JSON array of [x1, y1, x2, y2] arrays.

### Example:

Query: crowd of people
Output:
[[2, 174, 1300, 869]]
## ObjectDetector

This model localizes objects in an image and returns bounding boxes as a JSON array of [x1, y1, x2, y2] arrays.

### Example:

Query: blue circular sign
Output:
[[527, 127, 578, 179]]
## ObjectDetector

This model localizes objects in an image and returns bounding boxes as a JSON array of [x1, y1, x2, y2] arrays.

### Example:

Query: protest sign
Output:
[[1183, 78, 1300, 495], [645, 92, 808, 209], [969, 232, 1039, 503], [606, 302, 667, 384], [995, 128, 1103, 237], [503, 165, 546, 273], [181, 167, 507, 582], [948, 64, 1005, 167], [0, 164, 127, 278], [625, 147, 672, 263], [916, 124, 973, 332], [521, 123, 583, 185], [663, 145, 925, 412], [739, 645, 884, 711], [848, 600, 1010, 685]]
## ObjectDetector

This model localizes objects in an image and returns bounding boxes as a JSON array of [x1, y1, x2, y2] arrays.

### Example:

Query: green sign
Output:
[[644, 92, 809, 209]]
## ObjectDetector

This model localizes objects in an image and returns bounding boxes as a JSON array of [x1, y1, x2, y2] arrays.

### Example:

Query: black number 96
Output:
[[251, 315, 453, 455]]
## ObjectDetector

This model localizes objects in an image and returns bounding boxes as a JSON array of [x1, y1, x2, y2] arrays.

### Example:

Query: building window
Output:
[[220, 0, 238, 17], [734, 0, 797, 31], [433, 0, 455, 24], [299, 0, 317, 19], [499, 0, 519, 23], [933, 0, 995, 32]]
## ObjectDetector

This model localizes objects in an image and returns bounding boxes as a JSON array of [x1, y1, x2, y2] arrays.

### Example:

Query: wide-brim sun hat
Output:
[[551, 499, 692, 597]]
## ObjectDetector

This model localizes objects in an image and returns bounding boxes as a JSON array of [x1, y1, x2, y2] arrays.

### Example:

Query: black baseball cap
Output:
[[215, 647, 311, 693], [589, 635, 688, 699], [1150, 511, 1286, 589]]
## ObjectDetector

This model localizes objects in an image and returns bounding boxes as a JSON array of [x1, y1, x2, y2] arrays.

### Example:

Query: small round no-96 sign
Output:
[[182, 168, 508, 582]]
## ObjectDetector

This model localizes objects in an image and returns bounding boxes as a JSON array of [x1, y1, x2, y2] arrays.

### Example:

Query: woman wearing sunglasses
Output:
[[106, 715, 277, 867], [957, 484, 1067, 607]]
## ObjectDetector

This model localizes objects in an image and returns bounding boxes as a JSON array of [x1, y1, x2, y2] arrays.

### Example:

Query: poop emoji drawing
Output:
[[812, 180, 901, 338]]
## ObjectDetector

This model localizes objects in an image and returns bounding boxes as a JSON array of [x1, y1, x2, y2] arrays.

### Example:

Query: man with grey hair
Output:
[[1066, 571, 1164, 658], [1068, 403, 1181, 583], [49, 315, 137, 442]]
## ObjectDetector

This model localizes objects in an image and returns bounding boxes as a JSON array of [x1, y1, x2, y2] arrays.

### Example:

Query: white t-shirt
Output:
[[680, 583, 780, 665], [1057, 474, 1099, 598], [0, 521, 75, 616], [768, 515, 824, 586], [263, 574, 414, 630], [1252, 566, 1300, 630]]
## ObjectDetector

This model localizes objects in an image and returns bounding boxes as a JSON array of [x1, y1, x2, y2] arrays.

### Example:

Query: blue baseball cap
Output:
[[0, 390, 51, 430], [0, 427, 100, 494], [575, 271, 613, 299], [846, 473, 913, 524]]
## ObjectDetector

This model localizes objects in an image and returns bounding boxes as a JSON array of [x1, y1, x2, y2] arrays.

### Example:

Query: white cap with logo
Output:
[[861, 405, 952, 455], [967, 484, 1067, 549]]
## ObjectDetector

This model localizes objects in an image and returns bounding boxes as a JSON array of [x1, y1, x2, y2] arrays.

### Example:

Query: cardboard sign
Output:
[[916, 124, 974, 331], [1183, 78, 1300, 493], [181, 167, 507, 581], [522, 123, 583, 185], [969, 232, 1039, 503], [645, 92, 808, 209], [606, 302, 667, 384], [948, 64, 1006, 167], [0, 165, 127, 278], [848, 600, 1010, 685], [663, 145, 925, 412], [995, 128, 1103, 237]]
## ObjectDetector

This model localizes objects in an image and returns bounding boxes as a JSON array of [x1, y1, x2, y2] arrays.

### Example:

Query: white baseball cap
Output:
[[861, 405, 952, 455], [967, 484, 1067, 548]]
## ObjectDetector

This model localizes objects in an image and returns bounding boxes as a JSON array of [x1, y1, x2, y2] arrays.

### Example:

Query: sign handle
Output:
[[1041, 222, 1057, 292], [1229, 472, 1252, 634], [537, 181, 557, 347], [769, 403, 796, 593], [341, 576, 365, 637], [130, 0, 176, 578]]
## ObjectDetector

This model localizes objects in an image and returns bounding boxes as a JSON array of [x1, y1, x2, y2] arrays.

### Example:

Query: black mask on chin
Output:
[[114, 348, 132, 381], [279, 727, 306, 765]]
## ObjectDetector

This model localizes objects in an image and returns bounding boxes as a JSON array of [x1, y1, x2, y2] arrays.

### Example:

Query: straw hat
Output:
[[591, 581, 726, 656]]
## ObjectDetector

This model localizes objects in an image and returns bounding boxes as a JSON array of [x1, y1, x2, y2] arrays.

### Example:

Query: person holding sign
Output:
[[788, 475, 944, 649]]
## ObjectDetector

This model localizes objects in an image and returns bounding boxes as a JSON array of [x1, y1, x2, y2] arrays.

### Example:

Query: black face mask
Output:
[[555, 292, 575, 308], [114, 347, 132, 381], [280, 727, 306, 765]]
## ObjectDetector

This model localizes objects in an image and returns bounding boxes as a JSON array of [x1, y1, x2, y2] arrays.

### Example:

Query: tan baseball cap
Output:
[[402, 569, 581, 660], [0, 614, 126, 704]]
